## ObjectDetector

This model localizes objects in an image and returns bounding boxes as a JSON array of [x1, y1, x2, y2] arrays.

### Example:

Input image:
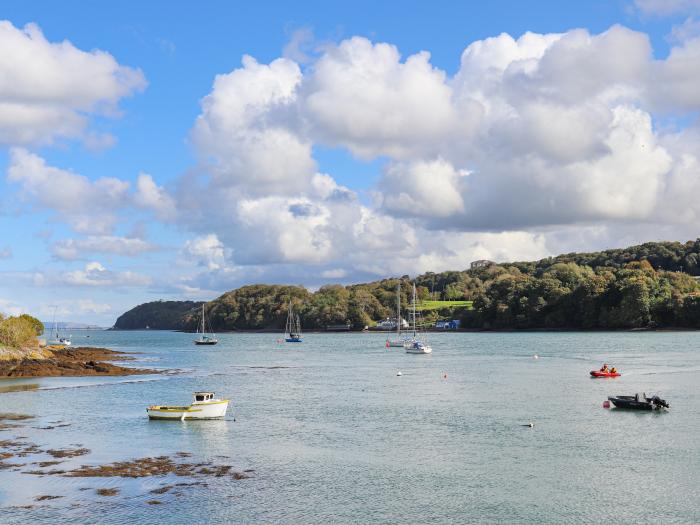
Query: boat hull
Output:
[[405, 341, 432, 354], [285, 337, 302, 343], [607, 396, 667, 410], [194, 340, 218, 345], [590, 371, 620, 378], [147, 400, 229, 420]]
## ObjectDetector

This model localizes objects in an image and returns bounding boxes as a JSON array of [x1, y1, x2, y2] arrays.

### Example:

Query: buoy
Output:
[[443, 373, 448, 379], [397, 371, 402, 376], [277, 339, 282, 343], [533, 354, 539, 359], [385, 341, 390, 348], [603, 400, 611, 409]]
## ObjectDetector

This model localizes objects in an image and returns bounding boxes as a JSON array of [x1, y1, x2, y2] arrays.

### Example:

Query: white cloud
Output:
[[6, 150, 177, 235], [133, 173, 176, 219], [8, 24, 700, 300], [182, 234, 226, 270], [174, 26, 700, 288], [191, 55, 315, 196], [51, 236, 156, 260], [7, 148, 130, 234], [303, 37, 468, 159], [380, 159, 466, 218], [0, 20, 146, 146], [60, 261, 151, 287]]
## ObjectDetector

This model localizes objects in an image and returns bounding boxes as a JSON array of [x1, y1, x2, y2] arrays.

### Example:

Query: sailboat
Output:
[[194, 304, 218, 345], [285, 300, 302, 343], [404, 283, 432, 354], [49, 307, 71, 347], [386, 283, 407, 347]]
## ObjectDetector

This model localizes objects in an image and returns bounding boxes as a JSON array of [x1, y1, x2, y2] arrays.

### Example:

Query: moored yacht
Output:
[[404, 283, 432, 354]]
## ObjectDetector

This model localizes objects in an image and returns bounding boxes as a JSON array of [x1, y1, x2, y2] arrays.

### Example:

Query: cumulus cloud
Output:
[[191, 55, 315, 196], [7, 148, 130, 234], [133, 173, 176, 219], [171, 24, 700, 289], [9, 24, 700, 300], [6, 149, 177, 234], [380, 159, 466, 218], [182, 234, 226, 269], [51, 236, 156, 260], [60, 261, 151, 287], [303, 37, 470, 159], [0, 20, 146, 146]]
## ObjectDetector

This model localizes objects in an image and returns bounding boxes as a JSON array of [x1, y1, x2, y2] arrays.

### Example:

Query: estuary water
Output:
[[1, 330, 699, 524]]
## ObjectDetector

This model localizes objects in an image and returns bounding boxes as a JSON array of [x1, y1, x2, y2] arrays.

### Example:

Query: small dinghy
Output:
[[590, 370, 621, 378], [607, 393, 669, 410], [147, 392, 229, 420]]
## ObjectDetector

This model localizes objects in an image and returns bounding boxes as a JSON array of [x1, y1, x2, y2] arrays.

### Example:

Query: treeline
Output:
[[114, 239, 700, 331], [461, 260, 700, 329], [113, 300, 203, 330]]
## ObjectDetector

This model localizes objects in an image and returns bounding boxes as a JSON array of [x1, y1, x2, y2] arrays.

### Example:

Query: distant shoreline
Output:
[[108, 327, 700, 334]]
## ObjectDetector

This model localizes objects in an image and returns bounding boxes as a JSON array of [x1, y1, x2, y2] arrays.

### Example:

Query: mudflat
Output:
[[0, 347, 158, 378]]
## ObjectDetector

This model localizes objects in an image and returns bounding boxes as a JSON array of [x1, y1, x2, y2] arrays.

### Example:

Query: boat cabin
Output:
[[193, 392, 215, 403]]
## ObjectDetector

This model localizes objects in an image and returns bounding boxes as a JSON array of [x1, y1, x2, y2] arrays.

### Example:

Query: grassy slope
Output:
[[416, 300, 473, 311]]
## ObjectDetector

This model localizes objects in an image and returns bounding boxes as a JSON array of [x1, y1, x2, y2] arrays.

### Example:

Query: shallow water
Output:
[[1, 331, 699, 524]]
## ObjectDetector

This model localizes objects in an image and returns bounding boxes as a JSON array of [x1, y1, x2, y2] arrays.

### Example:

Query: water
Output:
[[1, 331, 699, 524]]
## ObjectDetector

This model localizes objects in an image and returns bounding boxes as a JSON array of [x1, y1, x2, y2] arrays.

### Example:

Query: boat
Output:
[[607, 393, 669, 410], [285, 300, 302, 342], [590, 370, 621, 378], [387, 283, 408, 347], [194, 303, 218, 345], [147, 392, 229, 420], [404, 283, 432, 354], [48, 307, 71, 347]]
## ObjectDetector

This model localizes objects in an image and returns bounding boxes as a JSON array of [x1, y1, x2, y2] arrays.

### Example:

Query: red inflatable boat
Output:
[[590, 370, 621, 378]]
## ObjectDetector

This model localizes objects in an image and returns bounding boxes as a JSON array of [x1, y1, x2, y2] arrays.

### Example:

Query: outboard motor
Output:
[[650, 395, 669, 409]]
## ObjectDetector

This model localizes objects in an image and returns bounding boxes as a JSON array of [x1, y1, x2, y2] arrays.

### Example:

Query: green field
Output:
[[416, 300, 473, 311]]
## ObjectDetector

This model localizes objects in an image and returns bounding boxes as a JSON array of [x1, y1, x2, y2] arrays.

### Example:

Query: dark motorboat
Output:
[[608, 393, 669, 410]]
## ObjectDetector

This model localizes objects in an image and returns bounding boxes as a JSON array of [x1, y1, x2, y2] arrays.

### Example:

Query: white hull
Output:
[[405, 340, 432, 354], [147, 399, 229, 420], [406, 346, 432, 354]]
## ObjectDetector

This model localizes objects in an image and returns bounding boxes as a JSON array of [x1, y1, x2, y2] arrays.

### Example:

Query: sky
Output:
[[2, 0, 700, 325]]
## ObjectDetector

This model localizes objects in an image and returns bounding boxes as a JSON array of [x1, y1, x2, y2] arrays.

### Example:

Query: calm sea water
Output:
[[1, 331, 699, 524]]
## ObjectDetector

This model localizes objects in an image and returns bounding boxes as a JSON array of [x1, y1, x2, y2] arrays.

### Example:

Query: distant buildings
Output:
[[470, 259, 494, 270]]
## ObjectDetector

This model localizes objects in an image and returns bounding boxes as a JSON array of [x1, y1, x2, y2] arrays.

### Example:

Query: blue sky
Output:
[[2, 0, 700, 324]]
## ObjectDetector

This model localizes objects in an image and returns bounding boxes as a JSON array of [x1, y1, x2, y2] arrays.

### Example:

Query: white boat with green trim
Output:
[[147, 392, 229, 420]]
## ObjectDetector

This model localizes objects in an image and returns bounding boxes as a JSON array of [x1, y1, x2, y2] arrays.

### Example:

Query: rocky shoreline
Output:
[[0, 347, 159, 378]]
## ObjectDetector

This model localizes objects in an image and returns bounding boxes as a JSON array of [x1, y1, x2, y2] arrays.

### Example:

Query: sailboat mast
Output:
[[412, 283, 417, 337], [396, 283, 401, 336]]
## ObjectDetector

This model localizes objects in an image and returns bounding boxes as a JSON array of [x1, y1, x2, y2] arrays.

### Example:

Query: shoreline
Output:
[[108, 327, 700, 334], [0, 346, 160, 379]]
